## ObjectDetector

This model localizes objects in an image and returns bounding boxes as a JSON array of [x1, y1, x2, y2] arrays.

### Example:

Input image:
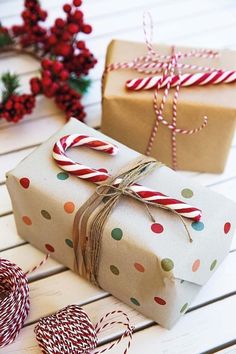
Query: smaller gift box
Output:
[[101, 39, 236, 172], [6, 118, 236, 328]]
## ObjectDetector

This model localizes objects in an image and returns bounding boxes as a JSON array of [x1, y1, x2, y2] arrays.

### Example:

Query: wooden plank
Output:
[[25, 270, 107, 325], [4, 294, 236, 353], [0, 146, 36, 184], [0, 214, 24, 251], [0, 183, 12, 215], [0, 243, 65, 281], [218, 345, 236, 354], [97, 295, 236, 354]]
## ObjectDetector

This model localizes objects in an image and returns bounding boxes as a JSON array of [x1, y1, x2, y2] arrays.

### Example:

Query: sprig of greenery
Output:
[[1, 72, 20, 102], [68, 74, 91, 94], [0, 23, 13, 48]]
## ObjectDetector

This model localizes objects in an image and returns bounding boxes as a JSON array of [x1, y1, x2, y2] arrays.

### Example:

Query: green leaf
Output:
[[0, 23, 13, 47], [1, 72, 20, 102], [68, 75, 91, 95]]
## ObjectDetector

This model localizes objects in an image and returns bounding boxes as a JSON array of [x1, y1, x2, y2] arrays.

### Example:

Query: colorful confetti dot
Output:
[[192, 259, 201, 272], [64, 201, 75, 214], [210, 259, 217, 271], [57, 172, 69, 180], [130, 297, 140, 306], [224, 222, 231, 234], [110, 265, 119, 275], [134, 262, 145, 272], [111, 228, 123, 240], [45, 243, 55, 253], [41, 209, 51, 220], [151, 223, 164, 234], [22, 216, 32, 225], [65, 239, 73, 248], [161, 258, 174, 271], [191, 221, 204, 231], [180, 303, 188, 313], [181, 188, 193, 198], [20, 177, 30, 189], [154, 297, 166, 305]]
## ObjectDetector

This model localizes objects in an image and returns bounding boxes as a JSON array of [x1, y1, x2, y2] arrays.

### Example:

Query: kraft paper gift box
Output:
[[6, 118, 236, 328], [101, 39, 236, 173]]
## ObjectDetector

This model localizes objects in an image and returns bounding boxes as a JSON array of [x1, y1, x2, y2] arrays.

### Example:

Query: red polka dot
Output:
[[151, 223, 164, 234], [45, 244, 55, 252], [134, 262, 145, 272], [154, 297, 166, 305], [64, 201, 75, 214], [192, 259, 200, 272], [224, 222, 231, 234], [22, 216, 32, 225], [20, 177, 30, 189], [98, 168, 108, 174]]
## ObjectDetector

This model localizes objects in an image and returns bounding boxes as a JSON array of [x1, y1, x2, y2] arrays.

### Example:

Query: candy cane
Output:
[[126, 70, 236, 91], [53, 134, 202, 221]]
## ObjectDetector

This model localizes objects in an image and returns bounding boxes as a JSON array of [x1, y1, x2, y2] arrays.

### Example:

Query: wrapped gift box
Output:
[[102, 39, 236, 173], [6, 118, 236, 328]]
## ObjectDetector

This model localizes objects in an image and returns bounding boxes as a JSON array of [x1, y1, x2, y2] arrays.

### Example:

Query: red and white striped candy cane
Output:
[[126, 70, 236, 91], [53, 134, 202, 221]]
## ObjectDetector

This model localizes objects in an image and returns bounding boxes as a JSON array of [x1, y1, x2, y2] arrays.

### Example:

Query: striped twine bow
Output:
[[105, 12, 223, 170], [0, 256, 49, 348]]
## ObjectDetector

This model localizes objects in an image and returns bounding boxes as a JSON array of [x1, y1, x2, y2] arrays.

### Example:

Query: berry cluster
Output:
[[0, 94, 35, 123], [0, 0, 96, 123]]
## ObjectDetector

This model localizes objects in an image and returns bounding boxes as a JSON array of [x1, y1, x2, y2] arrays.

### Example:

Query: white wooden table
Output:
[[1, 0, 236, 353]]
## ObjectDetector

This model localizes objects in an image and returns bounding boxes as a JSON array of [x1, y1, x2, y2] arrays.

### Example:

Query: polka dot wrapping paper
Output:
[[6, 118, 236, 328]]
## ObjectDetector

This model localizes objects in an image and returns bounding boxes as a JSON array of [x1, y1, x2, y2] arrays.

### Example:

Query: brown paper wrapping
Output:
[[101, 40, 236, 172], [6, 119, 236, 328]]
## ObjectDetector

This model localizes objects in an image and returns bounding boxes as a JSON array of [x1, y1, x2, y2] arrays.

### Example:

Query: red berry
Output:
[[62, 31, 72, 41], [67, 23, 79, 34], [73, 0, 82, 6], [73, 10, 83, 20], [48, 34, 57, 45], [42, 59, 51, 70], [53, 61, 63, 74], [55, 18, 65, 28], [55, 43, 71, 57], [63, 4, 71, 13], [76, 40, 85, 49], [82, 24, 92, 34], [5, 100, 13, 110], [60, 70, 69, 81], [42, 77, 52, 87]]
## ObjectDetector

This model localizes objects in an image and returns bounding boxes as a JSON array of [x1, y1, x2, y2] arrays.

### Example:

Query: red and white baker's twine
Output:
[[35, 306, 134, 354], [104, 12, 236, 170], [0, 255, 48, 348], [53, 134, 202, 221], [0, 258, 134, 353]]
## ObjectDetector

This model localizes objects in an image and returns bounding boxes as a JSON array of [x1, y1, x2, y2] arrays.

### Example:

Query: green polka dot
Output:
[[57, 172, 69, 180], [180, 303, 188, 313], [110, 265, 119, 275], [181, 188, 194, 198], [41, 210, 51, 220], [130, 297, 140, 306], [161, 258, 174, 271], [210, 259, 217, 271], [180, 279, 185, 284], [65, 239, 73, 248], [111, 228, 123, 240], [191, 221, 204, 231]]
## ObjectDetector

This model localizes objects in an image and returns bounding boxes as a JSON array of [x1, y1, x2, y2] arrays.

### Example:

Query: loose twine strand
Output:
[[105, 12, 219, 169]]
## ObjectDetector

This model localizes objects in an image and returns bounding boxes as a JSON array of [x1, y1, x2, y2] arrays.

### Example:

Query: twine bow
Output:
[[105, 12, 221, 169], [73, 157, 193, 289]]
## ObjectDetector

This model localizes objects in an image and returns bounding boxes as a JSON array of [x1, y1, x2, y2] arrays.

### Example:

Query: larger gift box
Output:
[[101, 39, 236, 173], [6, 118, 236, 328]]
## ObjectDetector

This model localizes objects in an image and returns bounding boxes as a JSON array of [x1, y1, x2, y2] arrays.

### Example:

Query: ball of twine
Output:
[[0, 258, 30, 348]]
